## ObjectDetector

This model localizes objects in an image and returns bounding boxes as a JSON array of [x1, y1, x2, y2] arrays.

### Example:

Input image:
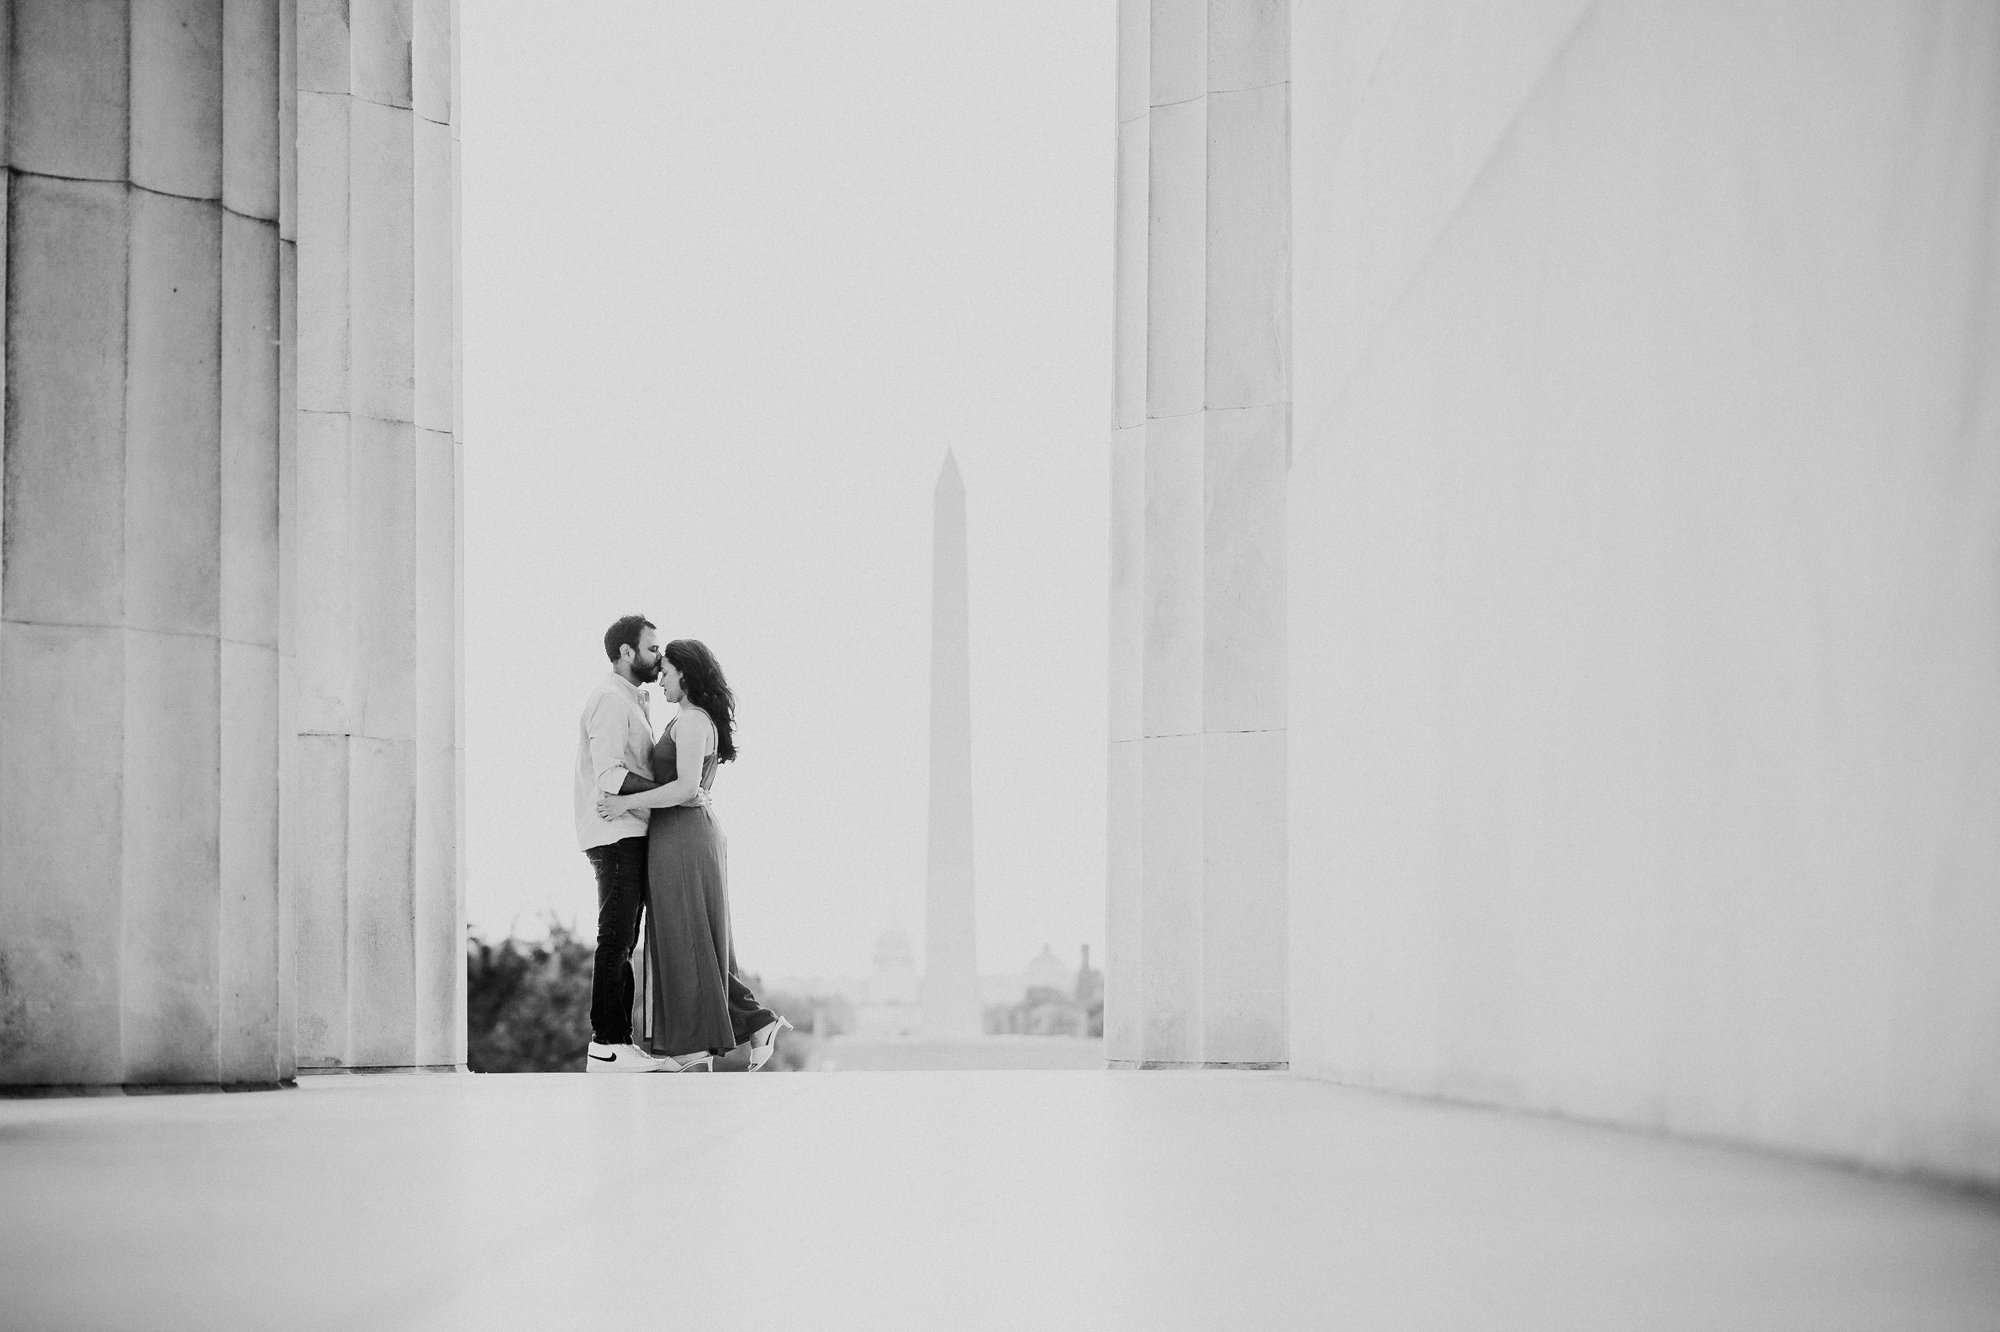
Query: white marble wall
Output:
[[1289, 0, 2000, 1184], [0, 0, 461, 1087], [1108, 0, 1289, 1068], [292, 0, 463, 1071]]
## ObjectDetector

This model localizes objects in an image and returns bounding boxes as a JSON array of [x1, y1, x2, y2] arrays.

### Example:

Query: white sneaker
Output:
[[586, 1041, 672, 1073]]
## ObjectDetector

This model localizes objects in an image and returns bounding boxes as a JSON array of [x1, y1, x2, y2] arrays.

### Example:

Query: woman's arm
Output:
[[597, 711, 712, 816]]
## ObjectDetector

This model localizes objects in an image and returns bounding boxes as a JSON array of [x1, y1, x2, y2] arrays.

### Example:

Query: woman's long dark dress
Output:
[[630, 711, 776, 1057]]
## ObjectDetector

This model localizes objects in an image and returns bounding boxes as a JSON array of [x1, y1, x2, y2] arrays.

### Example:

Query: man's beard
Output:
[[639, 659, 662, 683]]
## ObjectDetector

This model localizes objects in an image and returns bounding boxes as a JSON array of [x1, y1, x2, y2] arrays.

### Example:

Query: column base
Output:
[[1, 1080, 292, 1099]]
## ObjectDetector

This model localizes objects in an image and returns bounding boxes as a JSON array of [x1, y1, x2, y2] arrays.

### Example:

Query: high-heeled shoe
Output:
[[746, 1016, 794, 1071], [665, 1051, 714, 1073]]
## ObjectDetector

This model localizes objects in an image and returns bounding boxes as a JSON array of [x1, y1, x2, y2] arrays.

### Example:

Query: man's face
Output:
[[630, 628, 663, 683]]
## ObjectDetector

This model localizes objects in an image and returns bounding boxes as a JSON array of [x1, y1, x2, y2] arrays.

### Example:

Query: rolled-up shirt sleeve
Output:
[[587, 695, 632, 793]]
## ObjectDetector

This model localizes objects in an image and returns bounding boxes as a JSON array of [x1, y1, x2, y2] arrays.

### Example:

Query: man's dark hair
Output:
[[603, 614, 655, 663]]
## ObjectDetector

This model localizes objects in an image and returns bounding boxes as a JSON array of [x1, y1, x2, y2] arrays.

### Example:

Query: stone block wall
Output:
[[0, 0, 462, 1088], [1287, 0, 2000, 1184]]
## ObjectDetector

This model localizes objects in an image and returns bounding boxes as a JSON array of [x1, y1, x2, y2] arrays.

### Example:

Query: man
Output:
[[576, 614, 670, 1072]]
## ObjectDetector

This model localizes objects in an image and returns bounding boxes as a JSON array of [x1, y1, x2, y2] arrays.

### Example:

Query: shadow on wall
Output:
[[465, 923, 815, 1072]]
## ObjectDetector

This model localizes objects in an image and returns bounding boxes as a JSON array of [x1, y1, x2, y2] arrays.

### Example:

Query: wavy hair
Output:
[[664, 638, 736, 762]]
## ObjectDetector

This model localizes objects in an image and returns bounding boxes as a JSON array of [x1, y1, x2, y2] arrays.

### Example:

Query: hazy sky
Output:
[[461, 3, 1114, 981]]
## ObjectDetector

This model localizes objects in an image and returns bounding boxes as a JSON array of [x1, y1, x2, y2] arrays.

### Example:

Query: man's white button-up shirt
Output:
[[575, 672, 655, 851]]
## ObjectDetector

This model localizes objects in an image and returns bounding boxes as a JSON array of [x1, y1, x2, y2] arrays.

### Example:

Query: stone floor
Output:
[[2, 1071, 1996, 1331], [808, 1033, 1106, 1070]]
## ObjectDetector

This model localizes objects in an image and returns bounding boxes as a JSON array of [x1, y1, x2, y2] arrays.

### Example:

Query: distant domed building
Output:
[[1021, 944, 1072, 997], [987, 943, 1100, 1038], [856, 924, 921, 1037]]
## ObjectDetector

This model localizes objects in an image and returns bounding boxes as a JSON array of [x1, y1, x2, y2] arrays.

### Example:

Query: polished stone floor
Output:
[[808, 1033, 1105, 1070], [2, 1071, 1996, 1331]]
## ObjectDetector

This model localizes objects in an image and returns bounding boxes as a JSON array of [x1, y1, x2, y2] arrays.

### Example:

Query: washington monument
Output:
[[921, 451, 980, 1037]]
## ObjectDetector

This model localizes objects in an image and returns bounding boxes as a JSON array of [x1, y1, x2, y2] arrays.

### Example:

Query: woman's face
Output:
[[657, 660, 685, 702]]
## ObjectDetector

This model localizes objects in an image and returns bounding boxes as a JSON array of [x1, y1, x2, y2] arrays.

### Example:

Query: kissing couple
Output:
[[573, 615, 793, 1072]]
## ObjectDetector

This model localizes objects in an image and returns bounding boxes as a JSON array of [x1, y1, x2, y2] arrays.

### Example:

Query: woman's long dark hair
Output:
[[664, 639, 736, 762]]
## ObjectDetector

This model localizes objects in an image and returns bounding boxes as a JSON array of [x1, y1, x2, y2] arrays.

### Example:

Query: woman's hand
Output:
[[596, 792, 630, 820]]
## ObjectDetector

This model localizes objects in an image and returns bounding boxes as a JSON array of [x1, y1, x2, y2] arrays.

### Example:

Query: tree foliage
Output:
[[466, 924, 595, 1073], [467, 923, 819, 1073]]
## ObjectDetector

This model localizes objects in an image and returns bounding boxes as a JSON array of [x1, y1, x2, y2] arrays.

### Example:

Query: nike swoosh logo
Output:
[[588, 1053, 615, 1062]]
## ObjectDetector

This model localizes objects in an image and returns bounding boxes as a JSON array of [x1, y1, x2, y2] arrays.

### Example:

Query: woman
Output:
[[597, 638, 791, 1072]]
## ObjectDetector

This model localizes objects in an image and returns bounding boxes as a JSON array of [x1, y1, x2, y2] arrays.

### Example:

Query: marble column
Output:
[[1108, 0, 1288, 1069], [0, 0, 459, 1089], [0, 0, 288, 1087], [921, 451, 981, 1038], [291, 0, 463, 1072]]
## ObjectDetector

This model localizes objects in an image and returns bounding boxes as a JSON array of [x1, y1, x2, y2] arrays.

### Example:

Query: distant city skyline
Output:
[[765, 926, 1097, 1028]]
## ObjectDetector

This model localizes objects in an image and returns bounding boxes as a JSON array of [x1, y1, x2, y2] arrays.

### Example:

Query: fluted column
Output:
[[1108, 0, 1288, 1069], [0, 0, 288, 1087], [290, 0, 461, 1072]]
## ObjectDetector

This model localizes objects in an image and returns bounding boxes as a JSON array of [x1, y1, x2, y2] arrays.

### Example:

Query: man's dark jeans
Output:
[[583, 836, 648, 1045]]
